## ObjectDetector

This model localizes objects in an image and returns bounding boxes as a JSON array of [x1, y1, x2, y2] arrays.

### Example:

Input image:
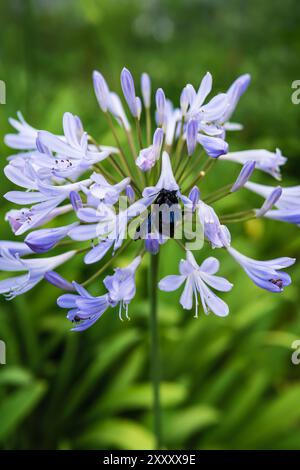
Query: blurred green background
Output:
[[1, 0, 300, 450]]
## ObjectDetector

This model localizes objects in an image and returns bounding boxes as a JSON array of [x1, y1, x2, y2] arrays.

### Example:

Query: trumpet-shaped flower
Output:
[[37, 112, 112, 178], [197, 201, 231, 248], [245, 181, 300, 225], [24, 222, 78, 253], [4, 112, 39, 150], [0, 248, 75, 299], [136, 128, 164, 171], [227, 246, 295, 292], [121, 68, 141, 118], [57, 283, 111, 331], [221, 148, 286, 180], [58, 256, 141, 329], [159, 251, 233, 317]]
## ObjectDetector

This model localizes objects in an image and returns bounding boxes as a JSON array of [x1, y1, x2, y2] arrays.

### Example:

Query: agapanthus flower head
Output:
[[0, 66, 296, 330]]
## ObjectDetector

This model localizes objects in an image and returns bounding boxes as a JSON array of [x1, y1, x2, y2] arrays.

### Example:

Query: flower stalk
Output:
[[149, 252, 162, 449]]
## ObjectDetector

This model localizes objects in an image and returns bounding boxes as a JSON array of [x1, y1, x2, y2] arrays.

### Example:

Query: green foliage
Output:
[[0, 0, 300, 450]]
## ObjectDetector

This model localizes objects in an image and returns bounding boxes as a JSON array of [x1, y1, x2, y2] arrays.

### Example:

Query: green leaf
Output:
[[236, 384, 300, 448], [96, 382, 187, 415], [0, 381, 46, 441], [164, 405, 220, 443], [62, 329, 140, 419], [0, 367, 32, 386], [77, 419, 155, 450]]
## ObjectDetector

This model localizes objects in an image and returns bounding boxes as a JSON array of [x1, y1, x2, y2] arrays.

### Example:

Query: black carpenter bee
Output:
[[135, 188, 179, 239]]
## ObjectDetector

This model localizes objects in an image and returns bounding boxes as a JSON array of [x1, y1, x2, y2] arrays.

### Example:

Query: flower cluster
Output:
[[0, 67, 297, 330]]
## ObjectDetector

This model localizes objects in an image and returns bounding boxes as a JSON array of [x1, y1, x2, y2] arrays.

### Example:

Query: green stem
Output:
[[220, 210, 255, 224], [176, 156, 192, 184], [204, 184, 232, 204], [149, 253, 162, 449], [183, 158, 216, 194], [146, 107, 152, 146], [136, 118, 144, 149]]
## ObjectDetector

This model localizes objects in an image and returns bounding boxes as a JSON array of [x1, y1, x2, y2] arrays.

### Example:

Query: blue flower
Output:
[[245, 182, 300, 225], [159, 251, 233, 317], [227, 246, 295, 293], [121, 68, 141, 119], [57, 256, 141, 329], [0, 246, 75, 299], [136, 128, 164, 172], [222, 148, 287, 180]]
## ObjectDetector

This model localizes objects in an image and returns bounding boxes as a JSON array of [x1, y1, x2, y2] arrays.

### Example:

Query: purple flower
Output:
[[58, 256, 141, 329], [256, 186, 282, 217], [4, 171, 90, 235], [180, 84, 196, 117], [86, 172, 130, 206], [186, 119, 198, 156], [136, 128, 164, 172], [103, 256, 141, 320], [0, 248, 75, 299], [163, 100, 181, 146], [93, 70, 110, 112], [221, 148, 287, 180], [44, 271, 75, 291], [231, 161, 256, 193], [245, 181, 300, 225], [245, 182, 300, 211], [222, 73, 251, 124], [57, 282, 111, 331], [5, 204, 73, 236], [125, 185, 135, 204], [264, 210, 300, 225], [70, 191, 83, 211], [24, 222, 78, 253], [69, 199, 149, 263], [227, 246, 295, 293], [0, 241, 33, 256], [155, 88, 166, 126], [188, 186, 200, 212], [199, 93, 229, 123], [1, 66, 297, 331], [198, 134, 228, 158], [108, 91, 131, 131], [37, 112, 112, 178], [4, 112, 38, 150], [187, 72, 212, 119], [121, 68, 140, 118], [197, 201, 231, 248], [145, 234, 160, 255], [180, 87, 190, 116], [159, 251, 233, 317], [141, 73, 151, 108]]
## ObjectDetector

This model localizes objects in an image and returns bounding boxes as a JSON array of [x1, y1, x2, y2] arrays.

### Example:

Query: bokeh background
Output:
[[1, 0, 300, 450]]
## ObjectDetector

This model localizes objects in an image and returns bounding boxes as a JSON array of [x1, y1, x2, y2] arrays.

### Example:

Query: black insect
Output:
[[135, 189, 179, 239], [154, 188, 179, 207]]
